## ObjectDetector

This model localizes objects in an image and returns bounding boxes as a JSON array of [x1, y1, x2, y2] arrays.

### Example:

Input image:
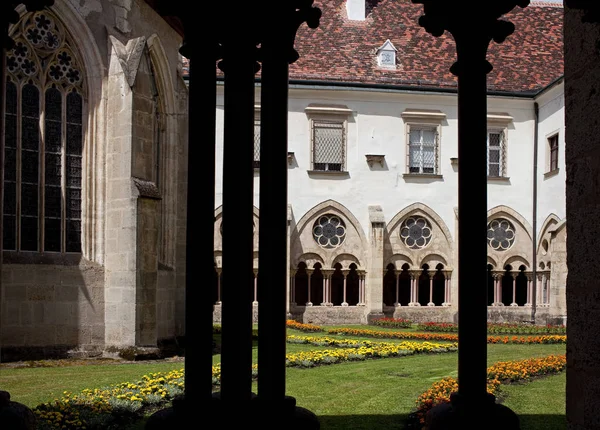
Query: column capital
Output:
[[321, 269, 334, 277]]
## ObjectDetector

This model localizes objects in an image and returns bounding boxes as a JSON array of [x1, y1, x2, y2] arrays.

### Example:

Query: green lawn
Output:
[[0, 325, 566, 429]]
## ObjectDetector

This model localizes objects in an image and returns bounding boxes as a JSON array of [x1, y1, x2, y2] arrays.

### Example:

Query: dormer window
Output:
[[376, 39, 397, 69]]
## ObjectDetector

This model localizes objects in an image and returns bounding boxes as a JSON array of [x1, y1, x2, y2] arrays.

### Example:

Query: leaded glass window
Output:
[[400, 216, 432, 249], [408, 125, 437, 174], [312, 214, 346, 249], [253, 117, 260, 169], [487, 129, 505, 177], [3, 10, 84, 253], [487, 218, 516, 251], [312, 120, 345, 172]]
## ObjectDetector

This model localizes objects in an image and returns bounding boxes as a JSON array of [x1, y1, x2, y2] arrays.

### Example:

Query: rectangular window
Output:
[[312, 119, 345, 172], [548, 134, 558, 172], [253, 117, 260, 169], [408, 126, 437, 174], [487, 129, 505, 177]]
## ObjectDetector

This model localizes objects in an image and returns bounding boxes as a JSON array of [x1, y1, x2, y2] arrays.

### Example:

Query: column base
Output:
[[408, 302, 421, 307], [146, 393, 320, 429], [0, 391, 36, 430], [342, 302, 348, 307], [427, 302, 435, 307], [442, 302, 452, 307], [510, 303, 518, 307], [492, 302, 504, 306], [423, 392, 519, 430]]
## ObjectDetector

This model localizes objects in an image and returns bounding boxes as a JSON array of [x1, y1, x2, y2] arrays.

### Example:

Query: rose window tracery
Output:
[[487, 218, 516, 251], [313, 214, 346, 249], [400, 216, 432, 249]]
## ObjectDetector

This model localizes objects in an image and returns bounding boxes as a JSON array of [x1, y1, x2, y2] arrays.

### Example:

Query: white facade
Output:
[[213, 80, 567, 325]]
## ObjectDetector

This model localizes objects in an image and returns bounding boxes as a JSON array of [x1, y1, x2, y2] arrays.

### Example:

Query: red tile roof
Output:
[[182, 0, 564, 94]]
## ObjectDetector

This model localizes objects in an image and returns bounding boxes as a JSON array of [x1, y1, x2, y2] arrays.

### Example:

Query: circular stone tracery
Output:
[[400, 216, 432, 249], [487, 218, 516, 251], [313, 214, 346, 249]]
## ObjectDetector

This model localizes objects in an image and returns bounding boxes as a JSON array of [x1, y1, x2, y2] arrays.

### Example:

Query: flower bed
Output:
[[411, 354, 566, 427], [413, 321, 566, 335], [327, 327, 566, 344]]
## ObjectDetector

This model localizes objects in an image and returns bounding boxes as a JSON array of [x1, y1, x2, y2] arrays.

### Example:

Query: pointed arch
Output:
[[503, 255, 530, 271], [214, 205, 260, 252], [295, 252, 325, 269], [48, 1, 106, 263], [331, 253, 362, 269], [147, 34, 179, 268], [537, 213, 561, 254], [487, 205, 533, 240], [419, 253, 448, 269], [385, 253, 414, 270], [291, 199, 368, 267], [386, 202, 453, 247]]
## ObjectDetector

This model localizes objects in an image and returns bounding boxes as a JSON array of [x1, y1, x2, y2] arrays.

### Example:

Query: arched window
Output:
[[4, 10, 84, 253]]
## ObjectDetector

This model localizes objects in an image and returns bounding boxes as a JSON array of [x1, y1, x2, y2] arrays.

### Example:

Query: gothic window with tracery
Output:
[[400, 216, 432, 249], [487, 218, 516, 251], [313, 214, 346, 249], [4, 10, 84, 253]]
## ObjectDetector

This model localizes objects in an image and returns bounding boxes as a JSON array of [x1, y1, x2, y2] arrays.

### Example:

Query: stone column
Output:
[[290, 269, 297, 306], [216, 268, 222, 304], [256, 3, 320, 414], [443, 270, 452, 306], [492, 272, 503, 306], [409, 271, 421, 306], [427, 275, 435, 306], [306, 269, 313, 306], [359, 272, 366, 306], [395, 270, 401, 307], [218, 12, 259, 410], [253, 270, 258, 305], [342, 269, 349, 306], [367, 205, 385, 317], [524, 273, 533, 307], [510, 272, 518, 306], [413, 2, 526, 425], [322, 269, 333, 306]]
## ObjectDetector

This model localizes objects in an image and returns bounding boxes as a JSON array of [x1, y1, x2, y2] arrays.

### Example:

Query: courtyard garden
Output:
[[0, 319, 566, 429]]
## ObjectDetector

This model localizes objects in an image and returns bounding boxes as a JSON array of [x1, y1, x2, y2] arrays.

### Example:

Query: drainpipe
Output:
[[531, 102, 539, 323]]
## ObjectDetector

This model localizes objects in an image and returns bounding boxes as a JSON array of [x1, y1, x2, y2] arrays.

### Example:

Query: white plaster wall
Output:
[[214, 86, 551, 249], [535, 82, 566, 234]]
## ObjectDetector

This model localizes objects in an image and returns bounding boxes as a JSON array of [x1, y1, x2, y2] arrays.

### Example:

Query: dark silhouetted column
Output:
[[256, 0, 320, 424], [412, 1, 527, 427], [218, 9, 260, 417]]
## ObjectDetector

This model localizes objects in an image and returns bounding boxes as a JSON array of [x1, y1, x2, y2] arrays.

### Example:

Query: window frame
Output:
[[547, 132, 559, 173], [486, 128, 506, 178], [401, 109, 446, 178], [253, 105, 260, 169], [305, 104, 352, 174], [486, 112, 513, 180], [3, 10, 85, 256]]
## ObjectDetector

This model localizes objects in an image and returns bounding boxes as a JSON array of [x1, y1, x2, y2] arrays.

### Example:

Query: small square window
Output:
[[408, 125, 438, 174], [487, 129, 506, 178], [312, 120, 345, 172]]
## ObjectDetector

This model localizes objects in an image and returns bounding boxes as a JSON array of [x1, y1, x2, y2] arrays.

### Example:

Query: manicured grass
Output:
[[1, 325, 566, 429], [1, 361, 184, 409]]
